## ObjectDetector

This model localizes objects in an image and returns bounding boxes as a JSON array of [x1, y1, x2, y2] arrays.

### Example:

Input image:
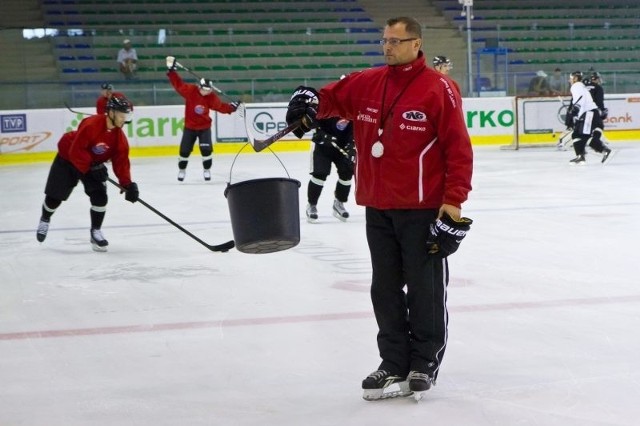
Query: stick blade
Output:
[[209, 240, 235, 252]]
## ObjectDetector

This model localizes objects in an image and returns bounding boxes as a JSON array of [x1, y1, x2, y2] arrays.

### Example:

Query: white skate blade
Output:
[[413, 390, 427, 402], [91, 241, 108, 252], [362, 381, 411, 401], [332, 210, 349, 222]]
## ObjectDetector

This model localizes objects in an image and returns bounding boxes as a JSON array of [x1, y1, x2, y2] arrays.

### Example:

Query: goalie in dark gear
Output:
[[306, 117, 355, 223]]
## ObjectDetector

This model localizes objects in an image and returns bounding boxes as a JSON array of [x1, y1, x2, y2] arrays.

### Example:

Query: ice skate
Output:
[[203, 169, 211, 181], [36, 218, 50, 242], [361, 370, 411, 401], [407, 371, 435, 402], [569, 154, 585, 165], [90, 228, 109, 252], [332, 199, 349, 222], [306, 204, 318, 223], [601, 148, 613, 164], [177, 169, 186, 181]]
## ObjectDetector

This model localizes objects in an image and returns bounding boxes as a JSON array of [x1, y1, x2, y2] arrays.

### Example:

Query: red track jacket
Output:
[[317, 52, 473, 210]]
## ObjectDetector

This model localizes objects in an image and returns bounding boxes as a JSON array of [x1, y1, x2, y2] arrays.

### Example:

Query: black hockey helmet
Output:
[[106, 95, 133, 113], [101, 82, 113, 90], [433, 55, 451, 67], [591, 71, 602, 81], [199, 78, 214, 91]]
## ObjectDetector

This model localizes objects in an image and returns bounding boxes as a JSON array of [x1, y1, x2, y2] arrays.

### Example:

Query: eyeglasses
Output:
[[379, 37, 418, 46]]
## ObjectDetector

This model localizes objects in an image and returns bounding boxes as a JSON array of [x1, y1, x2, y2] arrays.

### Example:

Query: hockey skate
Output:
[[36, 218, 50, 242], [306, 204, 318, 223], [203, 169, 211, 181], [407, 371, 435, 402], [361, 370, 411, 401], [569, 154, 585, 165], [601, 148, 613, 164], [90, 228, 109, 252], [332, 199, 349, 222], [177, 169, 186, 181]]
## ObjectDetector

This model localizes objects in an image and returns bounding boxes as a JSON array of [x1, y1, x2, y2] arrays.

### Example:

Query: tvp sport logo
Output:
[[1, 114, 52, 153], [1, 114, 26, 133]]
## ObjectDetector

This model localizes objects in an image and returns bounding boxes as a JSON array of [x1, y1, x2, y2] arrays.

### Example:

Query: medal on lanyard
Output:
[[371, 129, 384, 158], [372, 69, 423, 159]]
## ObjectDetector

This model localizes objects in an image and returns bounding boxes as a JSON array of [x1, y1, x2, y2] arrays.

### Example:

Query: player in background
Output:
[[166, 56, 240, 182], [565, 71, 612, 164], [584, 71, 610, 146], [36, 95, 139, 252], [305, 117, 355, 223], [432, 55, 461, 94], [96, 82, 125, 115]]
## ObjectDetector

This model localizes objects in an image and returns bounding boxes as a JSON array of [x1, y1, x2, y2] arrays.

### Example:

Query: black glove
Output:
[[87, 164, 108, 183], [565, 104, 579, 128], [600, 108, 608, 120], [426, 212, 473, 257], [230, 101, 241, 112], [286, 86, 319, 138], [123, 182, 139, 203]]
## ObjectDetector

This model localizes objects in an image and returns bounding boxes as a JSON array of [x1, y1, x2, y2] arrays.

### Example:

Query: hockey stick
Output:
[[107, 178, 235, 253], [239, 103, 301, 152], [173, 60, 234, 101], [64, 101, 93, 116], [557, 129, 573, 151]]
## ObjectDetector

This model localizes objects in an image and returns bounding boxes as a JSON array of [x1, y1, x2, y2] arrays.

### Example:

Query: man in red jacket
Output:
[[286, 17, 473, 401], [166, 56, 239, 182], [36, 95, 139, 252]]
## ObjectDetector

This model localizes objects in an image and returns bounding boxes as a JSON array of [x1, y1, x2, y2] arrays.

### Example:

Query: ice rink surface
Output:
[[1, 143, 639, 426]]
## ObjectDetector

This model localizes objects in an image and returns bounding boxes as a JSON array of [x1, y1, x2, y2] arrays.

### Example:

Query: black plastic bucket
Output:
[[224, 177, 301, 254]]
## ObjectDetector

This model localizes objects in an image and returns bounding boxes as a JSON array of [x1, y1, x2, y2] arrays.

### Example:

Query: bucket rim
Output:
[[226, 177, 301, 188], [224, 177, 301, 197]]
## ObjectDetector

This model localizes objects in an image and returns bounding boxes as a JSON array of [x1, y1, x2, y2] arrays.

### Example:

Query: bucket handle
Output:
[[228, 143, 291, 185]]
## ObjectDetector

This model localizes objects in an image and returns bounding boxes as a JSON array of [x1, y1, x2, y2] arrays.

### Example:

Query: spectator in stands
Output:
[[96, 83, 125, 115], [548, 68, 567, 95], [528, 70, 550, 96], [117, 39, 138, 80]]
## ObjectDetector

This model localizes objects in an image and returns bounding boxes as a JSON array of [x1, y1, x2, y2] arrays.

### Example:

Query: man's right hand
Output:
[[286, 86, 319, 138]]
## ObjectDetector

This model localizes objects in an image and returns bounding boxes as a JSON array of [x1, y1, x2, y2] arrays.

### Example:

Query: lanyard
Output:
[[378, 68, 425, 136]]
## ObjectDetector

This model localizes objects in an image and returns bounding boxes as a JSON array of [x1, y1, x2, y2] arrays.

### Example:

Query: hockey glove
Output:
[[426, 212, 473, 257], [600, 108, 608, 120], [229, 101, 241, 112], [87, 164, 108, 183], [286, 86, 319, 138], [123, 182, 139, 203], [166, 56, 177, 71]]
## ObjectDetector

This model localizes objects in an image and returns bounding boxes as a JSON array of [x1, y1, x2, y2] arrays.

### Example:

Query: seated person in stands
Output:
[[528, 70, 551, 96], [117, 39, 138, 80]]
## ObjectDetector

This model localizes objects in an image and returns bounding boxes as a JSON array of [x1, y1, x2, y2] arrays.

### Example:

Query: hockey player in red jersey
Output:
[[36, 95, 139, 251], [166, 56, 240, 182]]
